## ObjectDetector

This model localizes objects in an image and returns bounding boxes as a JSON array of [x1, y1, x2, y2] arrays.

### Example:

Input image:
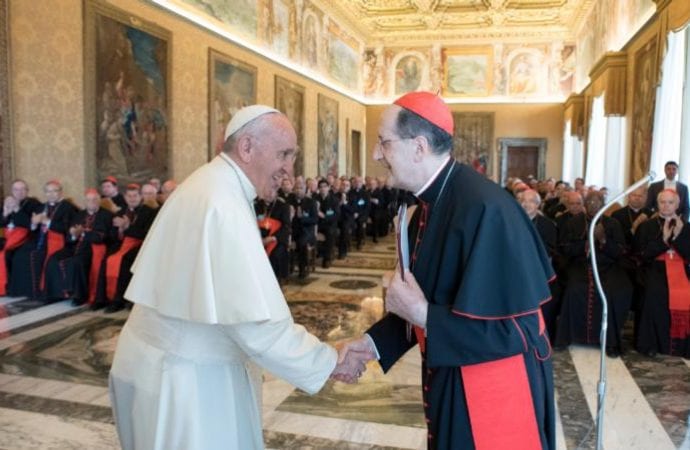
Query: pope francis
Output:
[[109, 106, 349, 449]]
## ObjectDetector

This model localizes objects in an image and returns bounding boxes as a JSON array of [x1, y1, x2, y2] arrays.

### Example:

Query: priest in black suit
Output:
[[519, 189, 561, 344], [646, 161, 689, 221], [336, 92, 555, 450]]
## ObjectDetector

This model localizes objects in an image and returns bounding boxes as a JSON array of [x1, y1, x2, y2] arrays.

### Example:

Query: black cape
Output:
[[368, 159, 555, 450]]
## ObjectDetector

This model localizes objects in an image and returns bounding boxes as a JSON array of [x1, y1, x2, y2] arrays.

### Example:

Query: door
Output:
[[498, 138, 547, 186]]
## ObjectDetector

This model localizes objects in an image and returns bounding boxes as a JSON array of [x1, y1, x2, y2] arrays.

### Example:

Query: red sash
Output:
[[40, 230, 65, 291], [88, 243, 107, 304], [656, 251, 690, 339], [416, 312, 543, 450], [258, 217, 281, 256], [0, 227, 31, 296], [105, 237, 142, 301]]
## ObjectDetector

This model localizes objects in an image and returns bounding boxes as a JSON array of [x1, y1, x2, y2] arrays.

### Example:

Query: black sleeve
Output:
[[366, 313, 418, 372]]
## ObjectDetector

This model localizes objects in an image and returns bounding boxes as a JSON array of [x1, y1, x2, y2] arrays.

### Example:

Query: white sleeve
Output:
[[222, 318, 337, 395]]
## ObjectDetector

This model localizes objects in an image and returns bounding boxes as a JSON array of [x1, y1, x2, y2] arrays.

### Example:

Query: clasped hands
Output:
[[330, 269, 428, 383]]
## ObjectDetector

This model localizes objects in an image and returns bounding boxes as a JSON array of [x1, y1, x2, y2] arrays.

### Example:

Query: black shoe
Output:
[[322, 260, 331, 269], [606, 347, 620, 358], [89, 302, 106, 311], [71, 298, 86, 307], [104, 301, 125, 313]]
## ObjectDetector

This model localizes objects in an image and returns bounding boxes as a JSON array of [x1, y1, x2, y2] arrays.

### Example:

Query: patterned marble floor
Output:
[[0, 234, 689, 449]]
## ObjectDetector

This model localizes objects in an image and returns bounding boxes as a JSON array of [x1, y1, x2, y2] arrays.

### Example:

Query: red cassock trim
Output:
[[88, 243, 107, 304], [461, 354, 542, 450], [657, 251, 690, 339], [414, 325, 426, 353], [0, 227, 31, 296], [40, 230, 65, 291], [105, 237, 142, 301], [257, 217, 281, 256]]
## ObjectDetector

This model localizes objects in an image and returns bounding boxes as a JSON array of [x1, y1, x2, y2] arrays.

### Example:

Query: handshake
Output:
[[330, 336, 377, 384]]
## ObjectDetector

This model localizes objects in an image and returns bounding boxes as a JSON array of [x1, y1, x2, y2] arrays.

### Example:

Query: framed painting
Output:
[[208, 49, 257, 160], [443, 47, 493, 97], [317, 94, 338, 177], [84, 0, 171, 186], [275, 75, 305, 176], [452, 112, 494, 177], [630, 38, 657, 182], [0, 0, 10, 193]]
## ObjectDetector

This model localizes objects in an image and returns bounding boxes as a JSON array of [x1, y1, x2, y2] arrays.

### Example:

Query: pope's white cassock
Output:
[[109, 151, 337, 450]]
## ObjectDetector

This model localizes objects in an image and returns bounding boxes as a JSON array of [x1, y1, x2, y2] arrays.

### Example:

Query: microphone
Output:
[[590, 170, 654, 450]]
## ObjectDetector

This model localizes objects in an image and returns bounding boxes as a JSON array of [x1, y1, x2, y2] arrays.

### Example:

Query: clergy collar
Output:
[[218, 152, 257, 203], [415, 155, 453, 204]]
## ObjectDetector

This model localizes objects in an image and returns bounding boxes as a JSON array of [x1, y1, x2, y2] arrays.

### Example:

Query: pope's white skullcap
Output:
[[224, 105, 280, 141]]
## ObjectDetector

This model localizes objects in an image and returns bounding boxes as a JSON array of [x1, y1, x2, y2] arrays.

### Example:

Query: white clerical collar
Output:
[[664, 179, 677, 190], [218, 152, 257, 203], [415, 155, 452, 197]]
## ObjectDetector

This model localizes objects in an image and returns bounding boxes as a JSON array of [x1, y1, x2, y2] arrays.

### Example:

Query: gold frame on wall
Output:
[[208, 49, 257, 161], [0, 0, 11, 193], [442, 46, 493, 97], [83, 0, 172, 186], [274, 75, 305, 175]]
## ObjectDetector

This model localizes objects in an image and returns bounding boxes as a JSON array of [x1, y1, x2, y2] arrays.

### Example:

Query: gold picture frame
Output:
[[208, 49, 257, 161], [443, 47, 493, 97]]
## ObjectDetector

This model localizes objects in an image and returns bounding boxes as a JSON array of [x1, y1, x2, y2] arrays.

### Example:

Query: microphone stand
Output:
[[591, 171, 655, 450]]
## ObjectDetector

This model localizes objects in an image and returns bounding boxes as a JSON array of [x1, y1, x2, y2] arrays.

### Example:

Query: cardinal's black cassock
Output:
[[367, 159, 555, 450]]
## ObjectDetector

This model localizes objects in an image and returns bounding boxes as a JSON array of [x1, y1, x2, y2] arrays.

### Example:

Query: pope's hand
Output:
[[330, 337, 376, 383]]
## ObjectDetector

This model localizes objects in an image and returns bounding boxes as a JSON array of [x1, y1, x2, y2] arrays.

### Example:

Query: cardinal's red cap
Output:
[[393, 91, 454, 136]]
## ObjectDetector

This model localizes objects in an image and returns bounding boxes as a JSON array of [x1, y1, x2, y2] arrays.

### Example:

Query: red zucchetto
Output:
[[393, 91, 454, 136]]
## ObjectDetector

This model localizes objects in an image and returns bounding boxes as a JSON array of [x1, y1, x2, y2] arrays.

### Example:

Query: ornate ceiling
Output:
[[314, 0, 595, 45]]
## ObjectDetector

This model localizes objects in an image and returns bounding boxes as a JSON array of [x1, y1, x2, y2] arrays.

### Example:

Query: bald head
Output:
[[565, 191, 584, 215]]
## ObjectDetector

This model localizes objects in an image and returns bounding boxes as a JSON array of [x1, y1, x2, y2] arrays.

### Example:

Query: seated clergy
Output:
[[316, 179, 339, 268], [0, 180, 42, 296], [254, 193, 291, 284], [611, 186, 653, 341], [12, 180, 77, 299], [555, 191, 632, 357], [44, 189, 115, 306], [634, 189, 690, 357], [94, 184, 157, 312], [288, 178, 317, 279], [519, 189, 560, 342]]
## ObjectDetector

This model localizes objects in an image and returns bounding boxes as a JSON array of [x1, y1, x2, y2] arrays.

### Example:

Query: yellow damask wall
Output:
[[9, 0, 366, 202], [366, 103, 565, 183]]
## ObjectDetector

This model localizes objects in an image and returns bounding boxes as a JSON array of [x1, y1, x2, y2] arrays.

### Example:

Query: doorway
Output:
[[498, 138, 547, 186]]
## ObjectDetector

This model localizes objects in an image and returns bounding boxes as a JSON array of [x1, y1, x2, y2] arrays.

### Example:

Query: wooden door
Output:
[[506, 145, 539, 180], [498, 138, 547, 186]]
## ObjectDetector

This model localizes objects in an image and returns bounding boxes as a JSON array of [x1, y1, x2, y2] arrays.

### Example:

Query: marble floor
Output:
[[0, 235, 689, 449]]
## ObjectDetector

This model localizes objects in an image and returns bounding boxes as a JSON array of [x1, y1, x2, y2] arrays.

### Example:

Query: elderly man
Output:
[[93, 184, 157, 313], [556, 191, 632, 357], [338, 92, 555, 449], [157, 179, 177, 204], [140, 183, 159, 209], [646, 161, 689, 221], [350, 176, 370, 250], [519, 189, 561, 342], [109, 106, 363, 450], [635, 189, 690, 357], [611, 187, 653, 341], [0, 180, 42, 296], [44, 189, 115, 305], [19, 180, 78, 299]]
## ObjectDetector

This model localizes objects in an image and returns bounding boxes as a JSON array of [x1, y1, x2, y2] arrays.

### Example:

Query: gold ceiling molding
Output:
[[320, 0, 596, 45]]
